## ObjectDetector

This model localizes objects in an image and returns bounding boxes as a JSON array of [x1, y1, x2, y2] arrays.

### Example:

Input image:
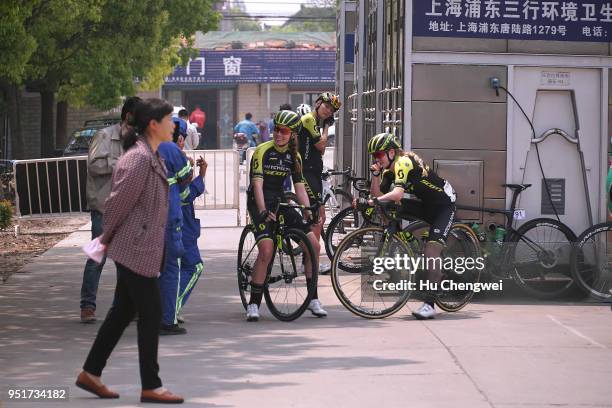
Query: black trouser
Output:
[[83, 262, 162, 390]]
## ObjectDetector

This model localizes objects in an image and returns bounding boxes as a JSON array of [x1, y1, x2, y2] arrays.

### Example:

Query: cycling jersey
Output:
[[297, 112, 323, 174], [380, 154, 456, 204], [247, 141, 304, 203]]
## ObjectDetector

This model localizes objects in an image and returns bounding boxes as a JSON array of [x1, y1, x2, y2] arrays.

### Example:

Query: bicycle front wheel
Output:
[[331, 227, 415, 319], [264, 228, 318, 321], [510, 218, 576, 299], [571, 222, 612, 301], [237, 225, 258, 310]]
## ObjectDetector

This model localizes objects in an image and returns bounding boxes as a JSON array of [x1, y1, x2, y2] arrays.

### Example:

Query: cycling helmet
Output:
[[316, 92, 341, 111], [273, 110, 302, 132], [296, 103, 312, 117], [367, 132, 401, 154]]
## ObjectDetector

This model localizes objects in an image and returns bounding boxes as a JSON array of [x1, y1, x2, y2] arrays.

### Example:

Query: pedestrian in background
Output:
[[178, 109, 200, 150], [80, 96, 141, 323], [234, 112, 260, 147], [76, 98, 184, 404]]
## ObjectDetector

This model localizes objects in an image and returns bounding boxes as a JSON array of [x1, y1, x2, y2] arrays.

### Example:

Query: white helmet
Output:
[[296, 103, 312, 117]]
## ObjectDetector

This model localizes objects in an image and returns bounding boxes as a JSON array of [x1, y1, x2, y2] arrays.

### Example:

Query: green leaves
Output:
[[2, 0, 220, 108]]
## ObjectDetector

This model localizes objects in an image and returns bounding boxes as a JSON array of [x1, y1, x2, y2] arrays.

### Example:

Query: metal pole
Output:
[[571, 90, 593, 227]]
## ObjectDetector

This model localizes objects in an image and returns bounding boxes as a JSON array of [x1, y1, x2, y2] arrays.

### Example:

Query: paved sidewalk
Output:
[[1, 212, 612, 408]]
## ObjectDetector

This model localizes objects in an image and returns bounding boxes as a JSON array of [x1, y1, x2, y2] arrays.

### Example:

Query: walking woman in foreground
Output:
[[75, 98, 184, 404]]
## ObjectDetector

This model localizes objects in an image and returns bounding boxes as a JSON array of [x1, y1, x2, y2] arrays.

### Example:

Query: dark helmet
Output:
[[273, 110, 302, 132], [367, 132, 401, 154], [316, 92, 341, 111]]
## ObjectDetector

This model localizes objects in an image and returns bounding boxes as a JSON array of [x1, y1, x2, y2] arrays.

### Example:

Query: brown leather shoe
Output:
[[75, 371, 119, 399], [80, 308, 96, 323], [141, 389, 184, 404]]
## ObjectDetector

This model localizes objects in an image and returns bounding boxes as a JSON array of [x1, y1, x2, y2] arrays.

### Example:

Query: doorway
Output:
[[184, 90, 218, 149]]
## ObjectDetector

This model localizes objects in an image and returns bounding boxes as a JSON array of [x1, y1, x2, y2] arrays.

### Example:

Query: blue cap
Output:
[[172, 117, 187, 137]]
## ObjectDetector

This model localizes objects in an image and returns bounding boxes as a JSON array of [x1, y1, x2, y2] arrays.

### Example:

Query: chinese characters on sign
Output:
[[164, 50, 335, 84], [413, 0, 611, 41], [223, 56, 242, 76], [540, 71, 571, 85]]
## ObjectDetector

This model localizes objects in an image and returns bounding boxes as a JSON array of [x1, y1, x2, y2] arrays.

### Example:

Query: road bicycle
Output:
[[330, 199, 480, 319], [456, 184, 577, 300], [237, 200, 321, 321]]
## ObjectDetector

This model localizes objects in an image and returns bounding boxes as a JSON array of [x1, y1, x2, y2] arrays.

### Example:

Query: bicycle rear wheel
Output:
[[324, 206, 365, 261], [331, 227, 414, 319], [509, 218, 576, 299], [237, 225, 258, 310], [571, 222, 612, 301], [264, 228, 318, 321]]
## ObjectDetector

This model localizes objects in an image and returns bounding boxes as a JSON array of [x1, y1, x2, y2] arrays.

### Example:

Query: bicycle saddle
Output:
[[502, 183, 532, 191]]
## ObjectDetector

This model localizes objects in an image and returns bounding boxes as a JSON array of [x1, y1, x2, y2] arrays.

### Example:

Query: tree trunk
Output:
[[40, 90, 55, 158], [4, 83, 25, 159], [55, 100, 68, 152]]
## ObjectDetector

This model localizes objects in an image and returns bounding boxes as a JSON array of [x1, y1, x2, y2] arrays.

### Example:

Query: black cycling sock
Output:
[[249, 282, 264, 306], [424, 291, 436, 307], [306, 278, 318, 299]]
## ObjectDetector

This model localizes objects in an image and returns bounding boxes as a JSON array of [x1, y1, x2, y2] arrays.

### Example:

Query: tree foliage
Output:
[[277, 5, 336, 32]]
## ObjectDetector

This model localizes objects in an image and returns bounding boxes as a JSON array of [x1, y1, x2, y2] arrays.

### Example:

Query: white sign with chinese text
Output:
[[540, 71, 571, 86]]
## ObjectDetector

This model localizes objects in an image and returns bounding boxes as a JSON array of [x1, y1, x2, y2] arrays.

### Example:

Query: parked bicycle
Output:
[[324, 173, 379, 261], [237, 200, 321, 321], [456, 183, 577, 300], [330, 199, 480, 319]]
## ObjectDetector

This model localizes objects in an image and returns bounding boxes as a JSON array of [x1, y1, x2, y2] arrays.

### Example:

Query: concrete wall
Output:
[[411, 64, 508, 224]]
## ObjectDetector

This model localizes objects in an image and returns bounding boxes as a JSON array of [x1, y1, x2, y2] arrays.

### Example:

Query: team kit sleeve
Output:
[[301, 115, 321, 144], [250, 145, 265, 180], [393, 156, 414, 190]]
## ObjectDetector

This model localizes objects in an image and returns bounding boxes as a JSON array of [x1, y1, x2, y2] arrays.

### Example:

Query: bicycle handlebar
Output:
[[275, 200, 322, 226]]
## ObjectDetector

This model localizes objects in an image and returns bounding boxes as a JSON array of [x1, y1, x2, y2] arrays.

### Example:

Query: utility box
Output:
[[434, 159, 483, 222]]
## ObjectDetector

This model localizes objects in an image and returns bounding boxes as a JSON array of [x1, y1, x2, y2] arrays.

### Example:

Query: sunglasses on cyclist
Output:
[[274, 126, 291, 136], [372, 151, 387, 161]]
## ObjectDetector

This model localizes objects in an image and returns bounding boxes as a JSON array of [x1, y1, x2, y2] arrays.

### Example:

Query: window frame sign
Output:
[[412, 0, 611, 42]]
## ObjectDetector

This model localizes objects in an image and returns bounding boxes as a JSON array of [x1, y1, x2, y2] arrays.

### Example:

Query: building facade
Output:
[[336, 0, 612, 233], [162, 32, 336, 149]]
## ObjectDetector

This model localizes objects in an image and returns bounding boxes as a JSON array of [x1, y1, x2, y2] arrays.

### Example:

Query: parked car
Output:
[[63, 117, 120, 157]]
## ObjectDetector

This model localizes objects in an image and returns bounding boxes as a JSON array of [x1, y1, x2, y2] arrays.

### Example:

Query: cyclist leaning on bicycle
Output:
[[364, 133, 457, 320], [245, 110, 327, 321]]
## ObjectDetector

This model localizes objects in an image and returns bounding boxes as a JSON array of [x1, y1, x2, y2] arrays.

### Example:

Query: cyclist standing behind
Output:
[[297, 92, 341, 274], [366, 133, 457, 320], [245, 110, 324, 321]]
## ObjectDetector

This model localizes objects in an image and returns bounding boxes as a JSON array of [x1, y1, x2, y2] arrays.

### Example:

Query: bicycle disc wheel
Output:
[[510, 218, 576, 299], [435, 224, 482, 312], [264, 228, 317, 321], [331, 227, 414, 319], [571, 222, 612, 301], [237, 225, 258, 310]]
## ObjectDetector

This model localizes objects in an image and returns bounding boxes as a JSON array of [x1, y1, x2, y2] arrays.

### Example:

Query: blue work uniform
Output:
[[158, 142, 192, 326], [177, 174, 205, 310]]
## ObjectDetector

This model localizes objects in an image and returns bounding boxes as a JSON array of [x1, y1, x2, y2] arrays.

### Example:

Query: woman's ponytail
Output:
[[289, 133, 302, 176]]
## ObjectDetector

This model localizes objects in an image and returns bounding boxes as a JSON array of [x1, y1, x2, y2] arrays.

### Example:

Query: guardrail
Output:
[[13, 149, 241, 225], [14, 156, 88, 217]]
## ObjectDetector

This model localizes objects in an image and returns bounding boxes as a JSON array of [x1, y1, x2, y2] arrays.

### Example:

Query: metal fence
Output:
[[13, 150, 241, 225], [13, 156, 88, 217]]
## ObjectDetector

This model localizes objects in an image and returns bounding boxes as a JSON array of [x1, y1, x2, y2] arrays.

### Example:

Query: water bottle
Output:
[[471, 223, 487, 242], [494, 226, 507, 245]]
